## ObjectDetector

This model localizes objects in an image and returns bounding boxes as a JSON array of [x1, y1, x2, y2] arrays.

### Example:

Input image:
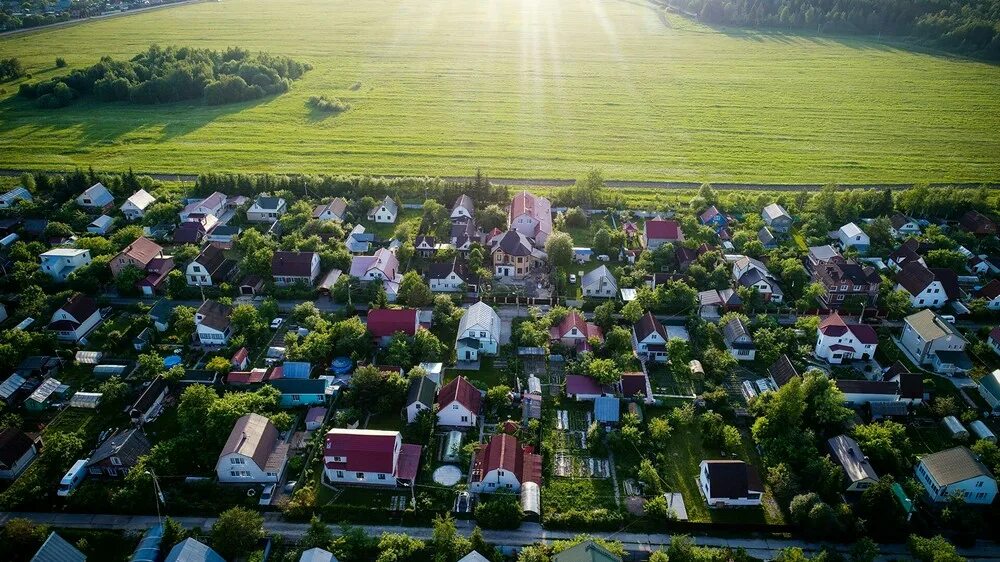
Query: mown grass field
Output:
[[0, 0, 998, 182]]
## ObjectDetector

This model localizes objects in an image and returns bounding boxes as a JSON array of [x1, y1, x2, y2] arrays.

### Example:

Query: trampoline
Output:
[[432, 465, 462, 486]]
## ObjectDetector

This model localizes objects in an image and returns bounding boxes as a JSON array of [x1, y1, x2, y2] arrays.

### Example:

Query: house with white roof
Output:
[[581, 265, 618, 299], [180, 192, 227, 222], [827, 435, 878, 492], [40, 248, 91, 282], [0, 186, 32, 209], [452, 194, 474, 221], [837, 223, 870, 253], [915, 446, 996, 504], [87, 214, 115, 235], [368, 196, 399, 224], [76, 183, 114, 209], [247, 195, 287, 223], [456, 302, 501, 361], [216, 413, 288, 483], [761, 203, 793, 233], [814, 312, 877, 364], [120, 189, 156, 220]]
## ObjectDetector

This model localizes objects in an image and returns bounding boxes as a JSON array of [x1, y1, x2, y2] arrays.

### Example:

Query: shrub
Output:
[[307, 95, 350, 113], [55, 57, 67, 68], [474, 491, 522, 529]]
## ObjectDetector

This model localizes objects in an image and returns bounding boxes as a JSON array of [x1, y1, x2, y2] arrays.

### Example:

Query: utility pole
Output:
[[145, 469, 165, 527]]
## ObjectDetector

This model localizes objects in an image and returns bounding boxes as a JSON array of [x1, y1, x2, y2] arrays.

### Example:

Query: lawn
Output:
[[1, 0, 999, 183]]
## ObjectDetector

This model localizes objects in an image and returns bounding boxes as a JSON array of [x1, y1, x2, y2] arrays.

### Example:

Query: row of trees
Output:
[[18, 44, 311, 108]]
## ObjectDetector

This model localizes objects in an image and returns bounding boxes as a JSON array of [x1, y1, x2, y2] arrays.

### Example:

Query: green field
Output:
[[1, 0, 999, 182]]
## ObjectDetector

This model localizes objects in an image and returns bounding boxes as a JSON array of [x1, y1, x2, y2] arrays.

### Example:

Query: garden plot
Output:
[[554, 453, 610, 478], [551, 408, 609, 478]]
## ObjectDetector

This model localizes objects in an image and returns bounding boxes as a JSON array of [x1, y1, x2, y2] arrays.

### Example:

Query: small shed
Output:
[[689, 360, 704, 378], [520, 481, 541, 520], [87, 214, 115, 235], [970, 420, 997, 443], [305, 406, 326, 431], [75, 351, 103, 365], [527, 375, 542, 394], [942, 416, 969, 439], [594, 396, 620, 424], [442, 430, 463, 463], [69, 392, 103, 409]]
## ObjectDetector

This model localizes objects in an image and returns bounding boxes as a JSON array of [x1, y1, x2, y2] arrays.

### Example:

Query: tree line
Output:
[[665, 0, 1000, 59], [17, 44, 311, 108]]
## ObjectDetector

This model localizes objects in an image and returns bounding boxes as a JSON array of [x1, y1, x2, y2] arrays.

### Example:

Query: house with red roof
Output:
[[565, 374, 612, 401], [508, 191, 552, 246], [643, 218, 684, 250], [367, 308, 419, 346], [989, 327, 1000, 356], [814, 312, 878, 364], [323, 429, 421, 487], [231, 348, 249, 370], [436, 376, 483, 427], [470, 433, 541, 493], [550, 312, 604, 352], [619, 372, 652, 402]]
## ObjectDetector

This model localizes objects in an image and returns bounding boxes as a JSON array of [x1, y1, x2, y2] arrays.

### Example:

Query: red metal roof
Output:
[[396, 443, 422, 481], [436, 376, 482, 413], [324, 430, 399, 473], [472, 433, 541, 486], [644, 218, 682, 241], [367, 308, 419, 338]]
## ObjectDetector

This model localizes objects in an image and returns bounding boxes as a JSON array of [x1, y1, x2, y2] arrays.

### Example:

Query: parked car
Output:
[[57, 459, 88, 497], [259, 483, 276, 506], [597, 254, 610, 262], [270, 317, 284, 330], [569, 274, 577, 284]]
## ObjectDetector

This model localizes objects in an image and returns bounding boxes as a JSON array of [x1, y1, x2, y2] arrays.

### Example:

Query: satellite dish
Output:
[[246, 488, 257, 497]]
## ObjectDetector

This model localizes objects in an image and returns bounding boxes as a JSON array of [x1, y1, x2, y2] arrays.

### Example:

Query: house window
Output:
[[336, 470, 344, 478], [231, 457, 245, 465], [378, 473, 386, 480], [110, 457, 122, 466], [356, 472, 364, 479], [332, 456, 345, 463], [461, 415, 469, 422]]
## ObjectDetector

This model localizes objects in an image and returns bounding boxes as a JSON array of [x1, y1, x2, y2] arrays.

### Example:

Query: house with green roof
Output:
[[405, 376, 437, 423], [979, 369, 1000, 414], [551, 540, 622, 562]]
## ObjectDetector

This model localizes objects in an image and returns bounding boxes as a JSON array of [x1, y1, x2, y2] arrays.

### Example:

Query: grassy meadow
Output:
[[0, 0, 999, 182]]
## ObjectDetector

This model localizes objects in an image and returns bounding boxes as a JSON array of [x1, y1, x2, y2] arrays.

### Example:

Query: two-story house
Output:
[[888, 238, 925, 270], [469, 433, 541, 494], [39, 248, 91, 282], [180, 192, 227, 222], [456, 302, 501, 361], [368, 196, 399, 224], [509, 191, 552, 246], [272, 251, 321, 286], [350, 247, 403, 300], [451, 219, 480, 254], [323, 429, 421, 487], [367, 308, 419, 347], [643, 217, 684, 250], [437, 376, 483, 427], [490, 230, 546, 279], [722, 317, 755, 361], [915, 447, 997, 504], [550, 312, 604, 353], [699, 460, 763, 507], [195, 301, 233, 346], [346, 224, 375, 254], [427, 257, 476, 293], [186, 244, 237, 286], [216, 413, 289, 484], [312, 198, 349, 222], [900, 309, 971, 374], [85, 427, 150, 478], [814, 312, 877, 364], [246, 195, 287, 223], [895, 262, 961, 309], [731, 256, 783, 302], [47, 294, 102, 342], [76, 182, 114, 210], [405, 376, 437, 423], [761, 203, 793, 233], [837, 222, 870, 253], [120, 189, 156, 221], [110, 236, 164, 277], [581, 265, 618, 299], [632, 311, 668, 362], [451, 194, 474, 221], [889, 212, 921, 238], [812, 258, 880, 309]]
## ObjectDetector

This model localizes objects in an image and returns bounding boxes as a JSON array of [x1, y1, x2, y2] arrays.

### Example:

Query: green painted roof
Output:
[[981, 370, 1000, 400], [552, 541, 622, 562], [891, 482, 914, 514]]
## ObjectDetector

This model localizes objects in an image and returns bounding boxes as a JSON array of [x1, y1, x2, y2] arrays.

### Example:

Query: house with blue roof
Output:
[[594, 396, 620, 424], [281, 362, 312, 379]]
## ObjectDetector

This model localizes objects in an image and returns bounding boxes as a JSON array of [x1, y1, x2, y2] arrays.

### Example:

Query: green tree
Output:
[[301, 515, 334, 551], [375, 532, 426, 562], [398, 271, 433, 307], [907, 535, 964, 562], [205, 356, 232, 375], [592, 300, 616, 331], [638, 457, 662, 494], [346, 365, 408, 415], [620, 299, 645, 324], [483, 385, 513, 418], [211, 507, 264, 560], [474, 491, 522, 529], [431, 513, 471, 562], [852, 421, 911, 474], [545, 231, 573, 269]]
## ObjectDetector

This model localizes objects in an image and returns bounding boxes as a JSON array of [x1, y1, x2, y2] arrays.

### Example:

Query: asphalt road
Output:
[[4, 511, 1000, 560]]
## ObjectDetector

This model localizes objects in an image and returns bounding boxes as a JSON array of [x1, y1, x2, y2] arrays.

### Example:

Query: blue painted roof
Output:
[[164, 539, 226, 562], [282, 361, 312, 379], [594, 396, 620, 423]]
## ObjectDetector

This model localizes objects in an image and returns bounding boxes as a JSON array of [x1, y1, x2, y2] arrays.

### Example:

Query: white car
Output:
[[270, 317, 284, 330], [569, 274, 577, 284], [259, 483, 276, 506], [597, 254, 611, 262]]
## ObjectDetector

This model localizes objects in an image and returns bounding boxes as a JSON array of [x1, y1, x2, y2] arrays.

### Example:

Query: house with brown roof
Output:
[[509, 191, 552, 246], [0, 428, 38, 479], [470, 433, 541, 493], [960, 210, 997, 236], [436, 376, 483, 427], [631, 311, 668, 362], [313, 198, 348, 222], [86, 427, 151, 478], [888, 238, 925, 270], [550, 312, 604, 353], [490, 229, 546, 279], [889, 212, 921, 238], [180, 191, 228, 221], [916, 446, 996, 504], [186, 244, 237, 287], [323, 428, 421, 487], [894, 262, 961, 309], [47, 294, 102, 342], [811, 258, 880, 309], [272, 251, 321, 286], [814, 312, 877, 364], [768, 354, 799, 388], [699, 460, 763, 507], [619, 372, 652, 402], [195, 301, 233, 346], [216, 413, 289, 483], [975, 279, 1000, 311], [110, 236, 164, 277]]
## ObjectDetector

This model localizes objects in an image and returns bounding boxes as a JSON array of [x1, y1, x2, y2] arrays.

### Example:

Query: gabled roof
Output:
[[57, 293, 99, 323], [165, 538, 226, 562], [252, 195, 284, 210], [272, 251, 318, 277], [371, 195, 398, 215], [367, 308, 418, 338], [324, 428, 399, 473], [473, 433, 541, 486], [0, 428, 35, 467], [129, 376, 167, 417], [457, 301, 500, 336], [79, 182, 113, 205], [552, 540, 622, 562], [510, 192, 552, 235], [960, 210, 996, 234], [301, 548, 339, 562], [87, 427, 151, 467], [453, 194, 474, 214], [895, 262, 936, 295], [437, 376, 482, 413], [699, 205, 723, 224], [928, 268, 960, 300], [980, 370, 1000, 401], [620, 372, 648, 398], [633, 311, 667, 342], [889, 238, 923, 266], [815, 259, 879, 286], [220, 413, 280, 469], [919, 446, 994, 486], [827, 434, 878, 483], [582, 265, 617, 289], [313, 197, 348, 219], [193, 244, 234, 278], [702, 460, 763, 499], [492, 229, 533, 256], [977, 279, 1000, 300], [768, 355, 799, 387], [32, 532, 86, 562], [407, 376, 436, 408], [722, 317, 751, 345], [839, 222, 866, 239], [889, 212, 916, 230], [762, 203, 791, 221], [427, 256, 469, 281], [124, 189, 156, 211], [818, 312, 877, 344], [644, 218, 682, 241], [196, 301, 232, 332], [565, 374, 609, 396], [173, 221, 205, 243], [119, 236, 163, 264]]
